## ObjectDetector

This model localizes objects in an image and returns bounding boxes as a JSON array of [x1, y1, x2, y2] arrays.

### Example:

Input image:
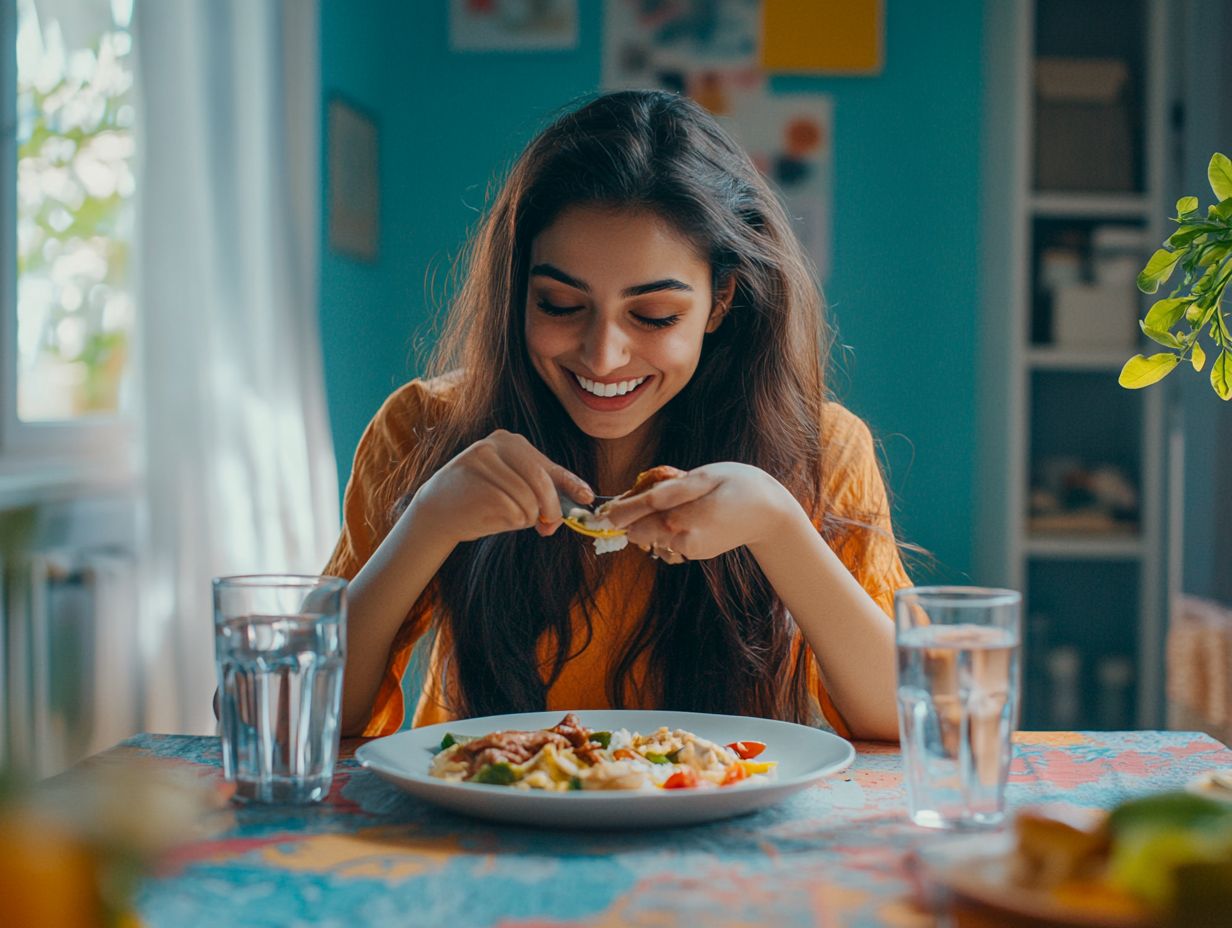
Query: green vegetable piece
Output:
[[588, 731, 612, 749], [1108, 791, 1232, 836], [439, 733, 457, 752], [666, 749, 681, 763], [569, 776, 583, 791], [644, 752, 671, 764], [473, 762, 517, 786]]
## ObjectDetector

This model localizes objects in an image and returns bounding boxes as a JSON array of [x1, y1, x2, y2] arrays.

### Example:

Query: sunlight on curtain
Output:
[[133, 0, 337, 735]]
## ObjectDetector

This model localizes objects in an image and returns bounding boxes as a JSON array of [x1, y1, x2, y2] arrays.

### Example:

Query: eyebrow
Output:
[[530, 263, 694, 298]]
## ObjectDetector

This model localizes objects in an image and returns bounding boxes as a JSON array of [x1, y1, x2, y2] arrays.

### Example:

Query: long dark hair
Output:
[[387, 90, 835, 723]]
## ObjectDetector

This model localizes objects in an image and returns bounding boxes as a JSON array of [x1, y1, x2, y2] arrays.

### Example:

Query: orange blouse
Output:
[[323, 375, 912, 738]]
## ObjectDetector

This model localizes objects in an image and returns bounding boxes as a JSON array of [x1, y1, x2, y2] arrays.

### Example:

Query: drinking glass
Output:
[[213, 574, 347, 804], [895, 586, 1022, 828]]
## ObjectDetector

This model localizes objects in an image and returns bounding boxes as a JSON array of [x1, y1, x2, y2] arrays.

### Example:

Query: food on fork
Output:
[[617, 465, 687, 499], [429, 712, 775, 791], [562, 466, 686, 555]]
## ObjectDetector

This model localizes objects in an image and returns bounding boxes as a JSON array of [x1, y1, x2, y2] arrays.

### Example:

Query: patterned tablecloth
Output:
[[96, 731, 1232, 927]]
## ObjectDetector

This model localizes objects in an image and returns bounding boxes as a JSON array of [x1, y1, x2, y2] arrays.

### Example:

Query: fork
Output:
[[557, 490, 624, 539]]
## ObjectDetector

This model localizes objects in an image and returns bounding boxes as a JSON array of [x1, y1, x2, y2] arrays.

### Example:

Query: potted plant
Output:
[[1120, 152, 1232, 398]]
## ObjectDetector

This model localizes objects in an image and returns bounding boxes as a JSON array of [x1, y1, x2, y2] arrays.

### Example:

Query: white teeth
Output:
[[574, 374, 647, 398]]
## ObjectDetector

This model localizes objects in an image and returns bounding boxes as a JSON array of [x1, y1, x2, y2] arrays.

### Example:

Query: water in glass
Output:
[[897, 623, 1020, 828], [216, 613, 344, 803]]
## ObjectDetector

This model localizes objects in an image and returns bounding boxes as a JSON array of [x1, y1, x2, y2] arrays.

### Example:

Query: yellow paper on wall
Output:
[[761, 0, 884, 75]]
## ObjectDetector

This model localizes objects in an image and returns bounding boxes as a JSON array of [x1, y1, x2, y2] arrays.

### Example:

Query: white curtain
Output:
[[133, 0, 339, 735]]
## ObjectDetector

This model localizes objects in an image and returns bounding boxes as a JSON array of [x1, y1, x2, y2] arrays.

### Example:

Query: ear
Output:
[[706, 275, 737, 333]]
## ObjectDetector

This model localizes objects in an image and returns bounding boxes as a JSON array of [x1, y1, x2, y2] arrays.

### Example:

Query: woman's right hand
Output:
[[411, 429, 594, 545]]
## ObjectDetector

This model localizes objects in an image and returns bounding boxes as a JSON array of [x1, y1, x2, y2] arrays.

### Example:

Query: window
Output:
[[13, 0, 134, 424]]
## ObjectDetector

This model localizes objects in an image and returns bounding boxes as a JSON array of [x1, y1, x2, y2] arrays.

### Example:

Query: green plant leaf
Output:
[[1169, 226, 1206, 248], [1119, 353, 1180, 389], [1211, 350, 1232, 400], [1212, 197, 1232, 221], [1138, 248, 1182, 293], [1192, 342, 1206, 371], [1177, 196, 1200, 215], [1209, 153, 1232, 202], [1140, 321, 1182, 348], [1144, 297, 1192, 330], [1197, 244, 1229, 269]]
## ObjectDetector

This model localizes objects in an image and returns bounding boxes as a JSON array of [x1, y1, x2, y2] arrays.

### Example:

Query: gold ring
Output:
[[651, 543, 684, 563]]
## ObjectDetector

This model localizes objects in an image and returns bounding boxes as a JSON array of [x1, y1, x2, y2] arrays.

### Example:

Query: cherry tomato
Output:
[[721, 763, 748, 787], [726, 740, 766, 760], [662, 769, 699, 789]]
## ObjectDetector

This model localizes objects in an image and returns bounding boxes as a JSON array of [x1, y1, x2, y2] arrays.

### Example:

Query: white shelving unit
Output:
[[979, 0, 1174, 730]]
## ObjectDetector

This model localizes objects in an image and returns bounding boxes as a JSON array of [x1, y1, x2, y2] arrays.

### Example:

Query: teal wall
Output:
[[320, 1, 984, 582]]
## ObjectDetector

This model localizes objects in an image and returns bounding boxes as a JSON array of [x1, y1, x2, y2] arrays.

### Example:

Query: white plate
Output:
[[355, 709, 855, 828]]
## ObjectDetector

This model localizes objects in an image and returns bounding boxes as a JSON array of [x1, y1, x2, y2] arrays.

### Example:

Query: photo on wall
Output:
[[602, 0, 832, 282], [327, 97, 380, 263], [450, 0, 579, 52]]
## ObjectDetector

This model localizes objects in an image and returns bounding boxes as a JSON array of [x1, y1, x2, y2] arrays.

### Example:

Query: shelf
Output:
[[1029, 192, 1152, 219], [1024, 535, 1144, 560], [1026, 347, 1134, 371]]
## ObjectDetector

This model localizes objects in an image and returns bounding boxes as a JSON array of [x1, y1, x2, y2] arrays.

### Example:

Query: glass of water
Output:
[[213, 575, 347, 804], [895, 586, 1021, 829]]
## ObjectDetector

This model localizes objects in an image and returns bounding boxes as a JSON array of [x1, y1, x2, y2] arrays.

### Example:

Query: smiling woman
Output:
[[524, 207, 731, 447], [323, 90, 911, 743]]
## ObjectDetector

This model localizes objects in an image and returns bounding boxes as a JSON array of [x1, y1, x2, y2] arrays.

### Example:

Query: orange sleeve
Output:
[[812, 404, 913, 735], [322, 378, 450, 736]]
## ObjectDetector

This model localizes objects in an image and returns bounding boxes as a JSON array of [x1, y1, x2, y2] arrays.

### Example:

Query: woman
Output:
[[328, 90, 909, 741]]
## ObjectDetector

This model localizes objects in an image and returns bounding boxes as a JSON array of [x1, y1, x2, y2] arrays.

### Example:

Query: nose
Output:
[[581, 316, 630, 376]]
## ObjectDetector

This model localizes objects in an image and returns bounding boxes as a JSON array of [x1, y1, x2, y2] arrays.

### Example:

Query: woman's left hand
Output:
[[600, 463, 800, 563]]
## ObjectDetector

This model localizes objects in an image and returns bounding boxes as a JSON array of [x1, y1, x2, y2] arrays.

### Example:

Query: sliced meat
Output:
[[457, 729, 571, 777], [549, 712, 603, 765], [456, 713, 602, 777]]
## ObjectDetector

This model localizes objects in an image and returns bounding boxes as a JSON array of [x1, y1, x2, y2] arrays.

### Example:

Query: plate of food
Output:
[[355, 709, 854, 828], [924, 792, 1232, 927]]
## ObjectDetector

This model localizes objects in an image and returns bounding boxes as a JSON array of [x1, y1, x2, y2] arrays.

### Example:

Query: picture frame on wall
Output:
[[327, 96, 379, 262]]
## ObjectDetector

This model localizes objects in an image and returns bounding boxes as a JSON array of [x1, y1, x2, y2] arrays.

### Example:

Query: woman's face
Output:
[[524, 205, 728, 446]]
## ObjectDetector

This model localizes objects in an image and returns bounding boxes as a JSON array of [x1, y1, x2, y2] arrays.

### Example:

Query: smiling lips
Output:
[[569, 370, 651, 410]]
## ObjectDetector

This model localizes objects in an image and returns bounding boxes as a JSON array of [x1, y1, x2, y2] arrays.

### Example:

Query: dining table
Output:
[[77, 728, 1232, 927]]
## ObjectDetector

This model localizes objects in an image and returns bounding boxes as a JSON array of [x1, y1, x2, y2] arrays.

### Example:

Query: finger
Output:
[[624, 512, 674, 549], [544, 460, 594, 505], [654, 495, 712, 539], [506, 446, 591, 526], [522, 456, 568, 524], [501, 436, 593, 509], [603, 471, 718, 527], [481, 455, 544, 527], [492, 431, 593, 506], [658, 546, 687, 565]]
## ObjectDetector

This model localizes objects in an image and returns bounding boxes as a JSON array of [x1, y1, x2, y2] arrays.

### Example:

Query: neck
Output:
[[595, 417, 660, 495]]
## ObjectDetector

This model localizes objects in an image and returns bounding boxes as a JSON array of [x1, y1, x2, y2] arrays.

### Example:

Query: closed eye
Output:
[[536, 299, 583, 317], [633, 314, 680, 329]]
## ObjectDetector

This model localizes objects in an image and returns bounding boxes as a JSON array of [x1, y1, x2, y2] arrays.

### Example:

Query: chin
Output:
[[570, 416, 643, 440]]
